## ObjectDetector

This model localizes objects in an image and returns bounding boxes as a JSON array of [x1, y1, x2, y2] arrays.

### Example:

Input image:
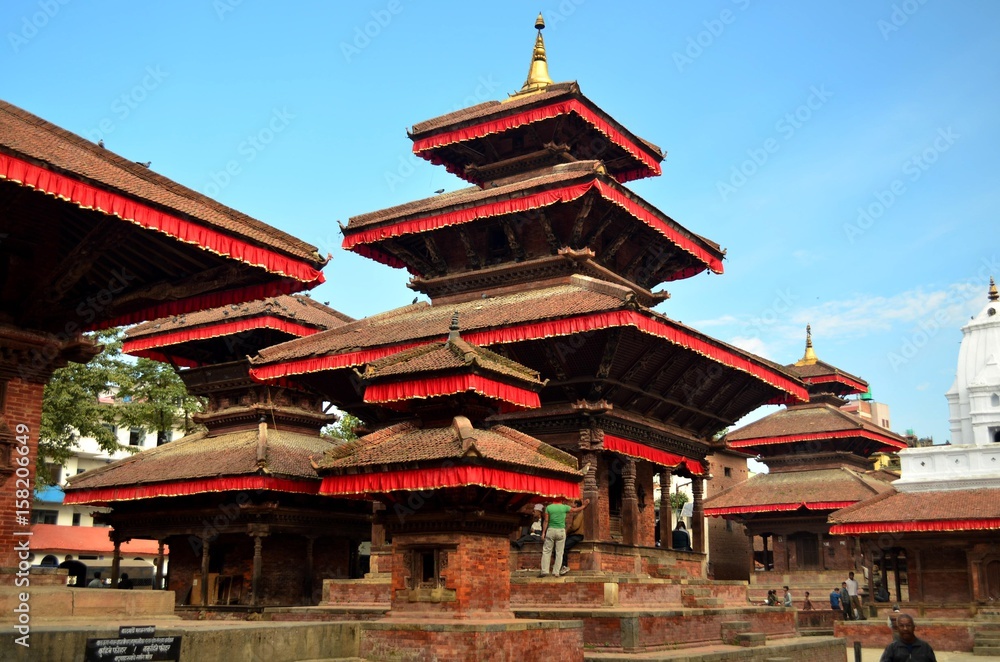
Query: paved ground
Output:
[[859, 647, 990, 661]]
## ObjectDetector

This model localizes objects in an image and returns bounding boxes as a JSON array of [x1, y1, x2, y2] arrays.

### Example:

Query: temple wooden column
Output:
[[621, 457, 639, 545], [304, 535, 316, 603], [762, 534, 770, 570], [691, 476, 705, 553], [250, 526, 268, 607], [155, 541, 165, 590], [581, 451, 600, 542], [111, 537, 122, 586], [658, 469, 672, 549], [200, 538, 210, 606]]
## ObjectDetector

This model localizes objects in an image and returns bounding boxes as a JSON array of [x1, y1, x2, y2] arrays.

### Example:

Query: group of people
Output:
[[829, 571, 866, 620], [86, 571, 133, 589], [511, 497, 591, 578]]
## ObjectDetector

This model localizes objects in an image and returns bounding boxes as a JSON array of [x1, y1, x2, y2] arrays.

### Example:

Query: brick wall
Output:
[[360, 621, 583, 662], [705, 451, 751, 580], [0, 378, 44, 570], [836, 620, 974, 651]]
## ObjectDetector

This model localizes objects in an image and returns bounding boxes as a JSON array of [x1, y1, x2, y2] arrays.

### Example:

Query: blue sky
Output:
[[4, 1, 999, 445]]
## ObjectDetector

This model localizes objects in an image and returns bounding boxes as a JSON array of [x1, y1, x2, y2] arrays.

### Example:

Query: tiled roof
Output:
[[703, 467, 894, 510], [317, 419, 579, 477], [409, 82, 663, 157], [365, 333, 542, 385], [788, 360, 867, 390], [128, 294, 354, 339], [0, 99, 323, 264], [725, 402, 905, 443], [253, 279, 628, 364], [829, 487, 1000, 524], [31, 524, 162, 556], [64, 428, 337, 490]]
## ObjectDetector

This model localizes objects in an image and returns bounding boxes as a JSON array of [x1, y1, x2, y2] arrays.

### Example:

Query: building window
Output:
[[72, 513, 81, 526], [31, 510, 58, 525], [77, 468, 86, 475], [724, 467, 732, 478], [44, 463, 62, 485], [992, 393, 999, 407], [157, 429, 171, 446], [129, 428, 144, 446], [103, 423, 118, 437], [725, 519, 734, 532]]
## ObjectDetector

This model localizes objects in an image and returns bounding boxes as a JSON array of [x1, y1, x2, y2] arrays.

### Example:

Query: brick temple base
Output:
[[359, 618, 583, 662]]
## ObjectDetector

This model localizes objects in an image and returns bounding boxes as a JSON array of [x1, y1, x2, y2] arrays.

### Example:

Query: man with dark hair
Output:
[[671, 521, 692, 551], [87, 571, 104, 588], [879, 614, 937, 661]]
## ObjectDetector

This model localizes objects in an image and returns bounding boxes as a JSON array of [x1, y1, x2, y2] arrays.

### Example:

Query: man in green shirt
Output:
[[539, 497, 590, 577]]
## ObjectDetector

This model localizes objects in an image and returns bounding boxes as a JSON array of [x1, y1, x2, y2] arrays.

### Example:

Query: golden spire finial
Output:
[[989, 276, 998, 302], [518, 13, 554, 95], [795, 324, 818, 366]]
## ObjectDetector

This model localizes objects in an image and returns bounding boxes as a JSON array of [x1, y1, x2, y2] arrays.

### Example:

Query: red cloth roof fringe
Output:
[[603, 434, 705, 475], [411, 99, 662, 183], [705, 501, 857, 516], [342, 180, 723, 278], [803, 373, 867, 393], [829, 518, 1000, 535], [364, 374, 540, 411], [63, 476, 319, 505], [122, 316, 321, 354], [320, 465, 580, 499], [250, 343, 429, 382], [726, 429, 906, 451]]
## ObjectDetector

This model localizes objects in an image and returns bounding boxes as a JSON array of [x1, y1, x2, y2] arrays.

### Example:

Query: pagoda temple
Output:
[[250, 17, 809, 577], [703, 326, 907, 593], [0, 98, 326, 574], [64, 295, 373, 607]]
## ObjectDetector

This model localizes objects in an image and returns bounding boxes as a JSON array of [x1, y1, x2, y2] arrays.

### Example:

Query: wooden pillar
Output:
[[820, 532, 827, 571], [882, 548, 889, 601], [581, 451, 600, 542], [111, 537, 122, 587], [691, 476, 705, 553], [251, 534, 264, 607], [155, 541, 165, 590], [762, 535, 770, 571], [748, 533, 756, 573], [658, 469, 672, 549], [621, 457, 638, 546], [200, 537, 210, 607], [303, 535, 316, 604], [866, 543, 876, 604]]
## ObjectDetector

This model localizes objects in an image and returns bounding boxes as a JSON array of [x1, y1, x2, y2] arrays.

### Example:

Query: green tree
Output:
[[40, 328, 202, 484], [669, 491, 689, 512], [322, 412, 363, 442]]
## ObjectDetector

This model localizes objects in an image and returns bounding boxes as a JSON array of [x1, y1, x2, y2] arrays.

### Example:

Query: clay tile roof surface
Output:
[[345, 161, 605, 231], [365, 335, 542, 385], [787, 360, 867, 389], [725, 402, 906, 443], [128, 294, 354, 339], [64, 428, 337, 490], [409, 83, 662, 156], [0, 99, 323, 264], [829, 487, 1000, 525], [252, 280, 628, 365], [317, 420, 579, 478], [703, 467, 895, 511], [31, 523, 162, 556]]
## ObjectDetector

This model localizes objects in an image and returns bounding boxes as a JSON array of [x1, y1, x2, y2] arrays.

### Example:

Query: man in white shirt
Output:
[[846, 571, 865, 620]]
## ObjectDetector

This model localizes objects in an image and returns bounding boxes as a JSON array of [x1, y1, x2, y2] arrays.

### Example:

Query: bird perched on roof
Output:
[[136, 161, 151, 167], [434, 189, 445, 194], [97, 139, 105, 148], [412, 297, 419, 304]]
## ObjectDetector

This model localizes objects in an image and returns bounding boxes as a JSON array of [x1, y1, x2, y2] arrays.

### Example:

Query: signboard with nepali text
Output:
[[84, 625, 180, 662]]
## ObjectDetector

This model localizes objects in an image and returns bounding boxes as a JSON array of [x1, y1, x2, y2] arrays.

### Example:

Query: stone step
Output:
[[681, 587, 711, 597], [691, 597, 724, 608], [735, 632, 767, 647], [974, 645, 1000, 656]]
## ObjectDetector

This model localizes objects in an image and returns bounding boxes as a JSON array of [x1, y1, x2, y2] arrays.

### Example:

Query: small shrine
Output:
[[313, 315, 585, 659], [64, 295, 372, 607]]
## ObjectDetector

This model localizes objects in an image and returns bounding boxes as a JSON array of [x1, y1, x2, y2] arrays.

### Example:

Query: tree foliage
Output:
[[40, 329, 202, 483], [669, 491, 689, 512], [322, 411, 363, 442]]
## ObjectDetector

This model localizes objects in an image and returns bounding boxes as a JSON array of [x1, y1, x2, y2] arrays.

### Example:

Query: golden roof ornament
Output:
[[795, 324, 818, 366], [518, 13, 554, 95], [989, 276, 998, 302]]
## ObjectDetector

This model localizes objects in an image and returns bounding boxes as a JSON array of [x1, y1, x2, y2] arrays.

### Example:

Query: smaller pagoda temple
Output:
[[704, 326, 907, 582], [314, 315, 585, 659], [64, 295, 373, 608]]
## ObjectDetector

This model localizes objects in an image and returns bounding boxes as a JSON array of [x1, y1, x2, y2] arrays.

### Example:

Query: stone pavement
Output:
[[859, 647, 990, 661]]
